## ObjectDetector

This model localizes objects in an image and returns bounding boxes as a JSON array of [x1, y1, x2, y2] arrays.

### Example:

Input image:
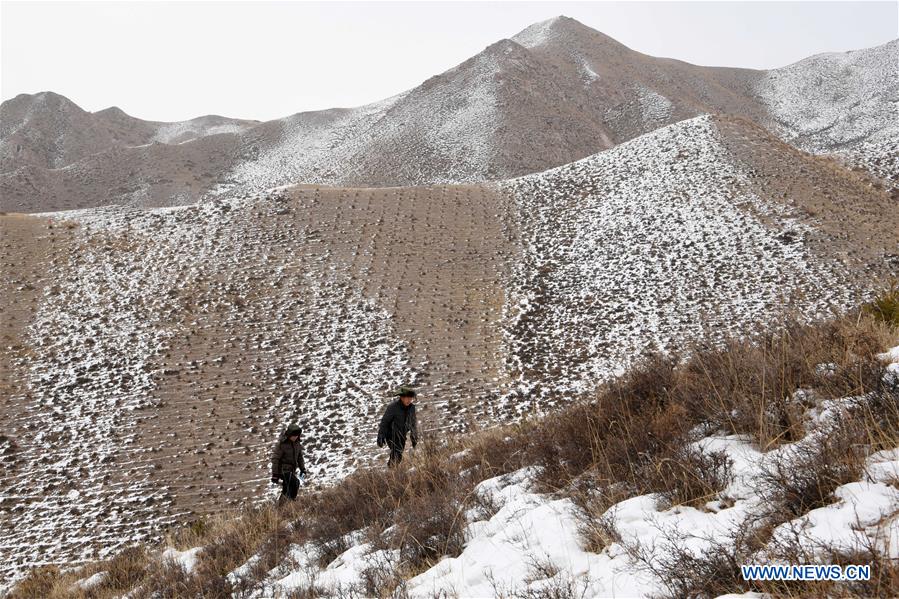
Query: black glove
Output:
[[376, 434, 385, 448], [271, 476, 280, 485], [412, 439, 417, 448]]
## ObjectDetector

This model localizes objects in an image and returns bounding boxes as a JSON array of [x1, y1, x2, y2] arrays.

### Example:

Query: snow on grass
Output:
[[496, 115, 856, 409], [162, 546, 204, 573], [2, 190, 417, 585], [756, 39, 899, 185], [241, 385, 899, 598]]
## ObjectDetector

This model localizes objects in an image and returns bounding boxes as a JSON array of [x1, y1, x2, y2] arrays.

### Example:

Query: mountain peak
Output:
[[511, 15, 588, 48], [31, 91, 78, 108], [511, 15, 632, 56], [94, 106, 129, 118]]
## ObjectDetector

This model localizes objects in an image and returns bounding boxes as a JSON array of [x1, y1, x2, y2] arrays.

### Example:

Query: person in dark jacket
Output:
[[271, 423, 306, 502], [377, 386, 418, 467]]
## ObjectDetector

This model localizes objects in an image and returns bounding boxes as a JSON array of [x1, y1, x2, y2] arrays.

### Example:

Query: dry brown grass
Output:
[[647, 446, 734, 508], [755, 418, 868, 520], [677, 315, 893, 448], [302, 442, 471, 572], [864, 282, 899, 327], [8, 503, 300, 598], [10, 297, 898, 597]]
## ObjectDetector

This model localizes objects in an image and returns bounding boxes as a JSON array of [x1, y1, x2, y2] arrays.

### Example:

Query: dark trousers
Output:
[[388, 444, 404, 467], [280, 471, 300, 501]]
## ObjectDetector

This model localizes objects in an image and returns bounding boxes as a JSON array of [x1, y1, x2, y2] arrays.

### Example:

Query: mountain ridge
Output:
[[2, 17, 895, 212]]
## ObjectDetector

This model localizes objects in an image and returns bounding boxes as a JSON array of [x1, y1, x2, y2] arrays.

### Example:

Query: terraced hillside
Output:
[[0, 184, 519, 580], [1, 115, 897, 584]]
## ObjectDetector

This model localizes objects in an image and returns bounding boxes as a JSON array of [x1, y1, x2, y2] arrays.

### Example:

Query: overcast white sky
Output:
[[2, 1, 896, 122]]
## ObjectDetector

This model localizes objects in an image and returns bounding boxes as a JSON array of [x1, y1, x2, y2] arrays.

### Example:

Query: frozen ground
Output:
[[210, 346, 899, 598], [498, 115, 861, 406], [2, 111, 892, 589]]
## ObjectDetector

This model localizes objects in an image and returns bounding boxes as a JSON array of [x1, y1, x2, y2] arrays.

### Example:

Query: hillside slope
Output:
[[1, 115, 896, 583], [755, 39, 899, 185], [9, 306, 899, 598], [500, 114, 898, 401]]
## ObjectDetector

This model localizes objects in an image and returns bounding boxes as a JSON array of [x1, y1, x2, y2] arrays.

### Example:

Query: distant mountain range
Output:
[[1, 16, 896, 212]]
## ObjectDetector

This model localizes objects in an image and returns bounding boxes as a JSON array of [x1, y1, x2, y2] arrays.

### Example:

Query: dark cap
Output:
[[285, 424, 301, 436], [393, 385, 416, 398]]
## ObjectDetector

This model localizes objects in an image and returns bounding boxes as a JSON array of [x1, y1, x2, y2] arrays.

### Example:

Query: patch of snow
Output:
[[510, 16, 566, 49], [578, 57, 600, 85], [74, 570, 107, 590], [162, 546, 204, 573], [152, 120, 247, 145], [877, 345, 899, 364], [636, 84, 673, 125]]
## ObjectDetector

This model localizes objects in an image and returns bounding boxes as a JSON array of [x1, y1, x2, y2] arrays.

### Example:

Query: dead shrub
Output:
[[511, 576, 589, 599], [858, 385, 899, 452], [678, 314, 892, 447], [302, 441, 469, 571], [528, 352, 693, 493], [7, 565, 64, 599], [245, 522, 302, 581], [468, 484, 503, 522], [457, 424, 531, 482], [513, 554, 589, 599], [822, 544, 899, 598], [133, 559, 193, 599], [356, 551, 409, 599], [389, 474, 467, 568], [758, 520, 899, 597], [864, 283, 899, 327], [756, 419, 866, 522], [100, 544, 150, 590], [578, 510, 621, 555], [644, 446, 734, 508], [569, 484, 626, 554], [622, 519, 762, 598]]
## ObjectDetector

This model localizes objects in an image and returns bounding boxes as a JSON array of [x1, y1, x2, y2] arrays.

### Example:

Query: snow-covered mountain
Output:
[[0, 91, 257, 173], [1, 113, 896, 585], [2, 14, 898, 593], [2, 17, 896, 212], [756, 39, 899, 184]]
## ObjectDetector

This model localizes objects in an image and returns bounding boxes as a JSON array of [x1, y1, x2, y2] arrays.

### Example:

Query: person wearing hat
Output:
[[271, 423, 307, 502], [377, 386, 419, 467]]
